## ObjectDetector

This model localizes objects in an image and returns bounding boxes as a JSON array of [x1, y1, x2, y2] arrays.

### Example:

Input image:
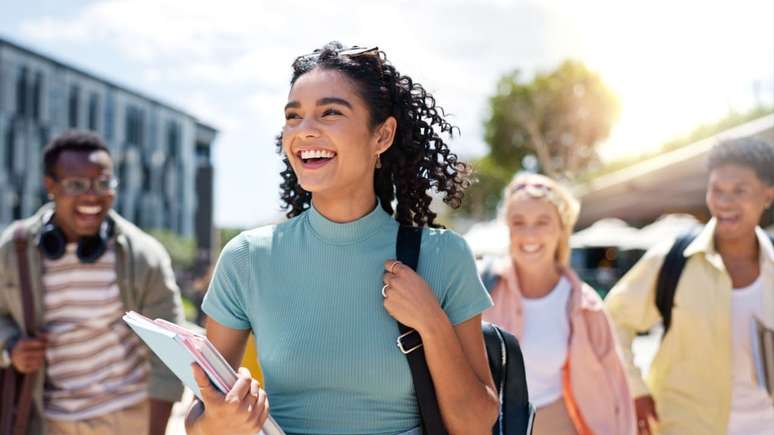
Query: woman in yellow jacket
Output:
[[605, 138, 774, 435]]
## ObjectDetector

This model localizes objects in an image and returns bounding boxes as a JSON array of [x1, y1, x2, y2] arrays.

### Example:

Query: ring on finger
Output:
[[381, 284, 390, 298], [390, 261, 402, 274]]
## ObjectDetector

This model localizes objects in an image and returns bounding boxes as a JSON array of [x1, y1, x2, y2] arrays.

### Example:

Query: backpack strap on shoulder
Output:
[[655, 230, 699, 337], [395, 226, 448, 435]]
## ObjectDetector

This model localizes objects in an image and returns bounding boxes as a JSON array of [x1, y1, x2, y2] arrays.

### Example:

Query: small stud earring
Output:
[[375, 154, 382, 169]]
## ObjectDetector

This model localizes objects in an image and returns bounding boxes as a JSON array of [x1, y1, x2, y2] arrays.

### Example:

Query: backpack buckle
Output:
[[397, 329, 423, 354]]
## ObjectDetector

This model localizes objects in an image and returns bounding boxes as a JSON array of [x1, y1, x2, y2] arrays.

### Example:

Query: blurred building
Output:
[[0, 37, 218, 268], [575, 113, 774, 228]]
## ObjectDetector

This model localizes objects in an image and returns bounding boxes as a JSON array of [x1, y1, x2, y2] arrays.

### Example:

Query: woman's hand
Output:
[[382, 260, 444, 333], [186, 363, 269, 435]]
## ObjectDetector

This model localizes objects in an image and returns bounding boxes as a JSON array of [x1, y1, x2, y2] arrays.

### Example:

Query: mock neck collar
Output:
[[306, 201, 393, 244]]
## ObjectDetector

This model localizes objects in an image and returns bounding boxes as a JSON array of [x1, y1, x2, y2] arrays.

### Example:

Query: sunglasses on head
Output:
[[297, 46, 379, 61], [510, 182, 553, 195], [54, 175, 118, 196]]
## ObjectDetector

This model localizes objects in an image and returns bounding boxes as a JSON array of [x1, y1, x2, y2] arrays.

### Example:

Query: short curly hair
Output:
[[276, 42, 471, 228], [708, 137, 774, 186], [43, 130, 111, 178]]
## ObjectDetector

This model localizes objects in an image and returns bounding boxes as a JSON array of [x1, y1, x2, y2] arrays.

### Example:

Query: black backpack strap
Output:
[[655, 231, 698, 336], [395, 226, 448, 435], [482, 323, 505, 435]]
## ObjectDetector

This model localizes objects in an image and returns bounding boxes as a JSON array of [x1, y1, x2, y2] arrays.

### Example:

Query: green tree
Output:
[[458, 154, 514, 219], [485, 60, 619, 180]]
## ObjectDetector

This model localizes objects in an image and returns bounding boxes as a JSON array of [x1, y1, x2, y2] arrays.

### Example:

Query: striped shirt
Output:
[[42, 243, 148, 421]]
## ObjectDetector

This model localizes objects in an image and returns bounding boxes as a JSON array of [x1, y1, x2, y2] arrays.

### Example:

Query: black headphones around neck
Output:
[[38, 212, 114, 263]]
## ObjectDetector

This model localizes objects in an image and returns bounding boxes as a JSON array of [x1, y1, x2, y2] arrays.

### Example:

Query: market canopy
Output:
[[570, 218, 642, 250]]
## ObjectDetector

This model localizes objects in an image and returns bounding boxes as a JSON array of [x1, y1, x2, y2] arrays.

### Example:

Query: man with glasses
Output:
[[0, 131, 184, 435]]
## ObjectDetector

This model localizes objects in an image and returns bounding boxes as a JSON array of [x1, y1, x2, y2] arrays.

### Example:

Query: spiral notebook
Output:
[[123, 311, 284, 435]]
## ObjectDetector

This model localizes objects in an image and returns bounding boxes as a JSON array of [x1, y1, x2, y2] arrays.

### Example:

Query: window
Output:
[[104, 91, 115, 140], [142, 160, 151, 191], [195, 143, 210, 160], [12, 197, 22, 220], [195, 143, 210, 166], [88, 93, 99, 131], [115, 156, 128, 213], [4, 127, 14, 173], [32, 71, 43, 120], [39, 126, 49, 151], [125, 106, 145, 146], [68, 85, 80, 128], [15, 66, 28, 116], [167, 120, 180, 158]]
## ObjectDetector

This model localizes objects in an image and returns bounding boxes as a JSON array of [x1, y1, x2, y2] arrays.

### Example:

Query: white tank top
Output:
[[521, 276, 571, 407], [727, 275, 774, 435]]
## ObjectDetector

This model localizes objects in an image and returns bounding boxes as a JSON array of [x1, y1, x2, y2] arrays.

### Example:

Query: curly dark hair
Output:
[[708, 137, 774, 186], [276, 41, 471, 227]]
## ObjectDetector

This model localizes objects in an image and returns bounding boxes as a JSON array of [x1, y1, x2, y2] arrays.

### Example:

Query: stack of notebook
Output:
[[123, 311, 284, 435]]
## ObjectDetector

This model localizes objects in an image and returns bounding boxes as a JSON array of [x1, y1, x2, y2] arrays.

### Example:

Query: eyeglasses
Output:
[[54, 176, 118, 196], [296, 46, 379, 62]]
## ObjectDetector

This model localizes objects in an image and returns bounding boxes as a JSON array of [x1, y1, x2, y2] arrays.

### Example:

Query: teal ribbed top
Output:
[[202, 203, 492, 435]]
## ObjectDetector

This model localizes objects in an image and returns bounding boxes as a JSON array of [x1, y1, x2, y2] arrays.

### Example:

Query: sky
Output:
[[1, 0, 772, 228]]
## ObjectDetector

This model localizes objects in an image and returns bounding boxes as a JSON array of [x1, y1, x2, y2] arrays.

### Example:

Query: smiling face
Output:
[[506, 195, 564, 270], [281, 68, 395, 198], [706, 164, 774, 242], [44, 149, 115, 242]]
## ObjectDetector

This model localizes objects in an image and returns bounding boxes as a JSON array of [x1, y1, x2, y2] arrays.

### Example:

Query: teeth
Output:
[[76, 205, 102, 215], [300, 149, 335, 160], [522, 244, 541, 253]]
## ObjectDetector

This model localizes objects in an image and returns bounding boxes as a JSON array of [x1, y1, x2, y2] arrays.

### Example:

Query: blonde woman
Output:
[[482, 173, 636, 435]]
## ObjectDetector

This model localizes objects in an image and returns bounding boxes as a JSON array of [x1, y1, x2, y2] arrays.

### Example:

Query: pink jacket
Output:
[[482, 259, 636, 435]]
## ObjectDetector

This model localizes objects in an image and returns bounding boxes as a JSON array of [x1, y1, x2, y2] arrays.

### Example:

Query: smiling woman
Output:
[[277, 43, 470, 227], [481, 172, 636, 435], [186, 42, 499, 435]]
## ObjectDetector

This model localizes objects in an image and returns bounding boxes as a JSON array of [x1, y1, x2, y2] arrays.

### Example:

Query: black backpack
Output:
[[477, 260, 535, 434], [396, 227, 534, 435], [655, 230, 774, 336], [482, 322, 535, 435]]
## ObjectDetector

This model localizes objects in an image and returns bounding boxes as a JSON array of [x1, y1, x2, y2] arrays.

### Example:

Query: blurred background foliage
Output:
[[460, 59, 619, 220]]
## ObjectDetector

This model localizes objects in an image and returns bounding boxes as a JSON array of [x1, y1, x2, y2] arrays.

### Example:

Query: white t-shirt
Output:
[[521, 276, 571, 408], [727, 275, 774, 435]]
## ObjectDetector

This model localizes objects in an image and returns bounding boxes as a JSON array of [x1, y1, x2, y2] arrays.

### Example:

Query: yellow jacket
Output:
[[605, 219, 774, 435]]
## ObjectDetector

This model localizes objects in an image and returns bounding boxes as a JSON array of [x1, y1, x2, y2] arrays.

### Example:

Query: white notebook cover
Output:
[[123, 312, 284, 435]]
